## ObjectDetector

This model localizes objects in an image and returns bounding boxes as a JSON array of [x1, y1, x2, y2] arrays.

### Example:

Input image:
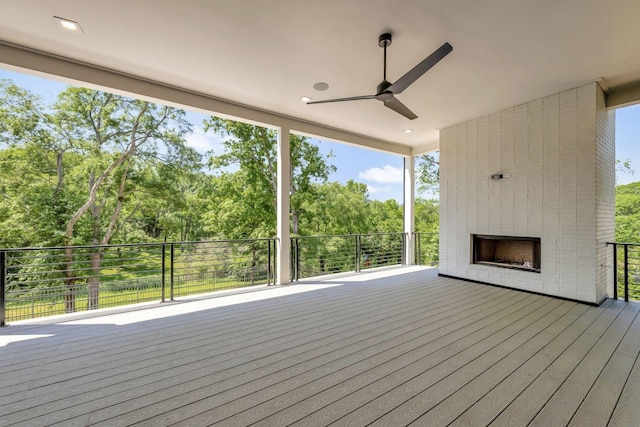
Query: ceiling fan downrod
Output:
[[378, 33, 392, 93]]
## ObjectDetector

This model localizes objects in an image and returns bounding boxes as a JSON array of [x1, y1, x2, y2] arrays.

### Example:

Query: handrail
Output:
[[0, 237, 275, 252], [292, 232, 406, 240]]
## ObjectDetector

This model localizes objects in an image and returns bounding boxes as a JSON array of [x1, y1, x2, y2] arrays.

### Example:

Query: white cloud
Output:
[[367, 184, 391, 194], [184, 126, 225, 154], [358, 165, 403, 184]]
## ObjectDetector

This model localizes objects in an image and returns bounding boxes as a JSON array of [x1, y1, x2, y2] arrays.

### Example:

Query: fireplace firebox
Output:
[[472, 234, 541, 273]]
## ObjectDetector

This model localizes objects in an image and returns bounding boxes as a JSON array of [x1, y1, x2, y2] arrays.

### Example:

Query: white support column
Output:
[[403, 156, 415, 265], [276, 127, 291, 284]]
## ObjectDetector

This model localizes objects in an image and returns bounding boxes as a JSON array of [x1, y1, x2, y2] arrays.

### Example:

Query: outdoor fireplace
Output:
[[472, 234, 541, 273]]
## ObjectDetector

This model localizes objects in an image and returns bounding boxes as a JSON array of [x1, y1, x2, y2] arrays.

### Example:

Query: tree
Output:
[[616, 181, 640, 242], [0, 80, 200, 311], [368, 199, 403, 232], [617, 158, 634, 182], [202, 118, 335, 237], [416, 152, 440, 196], [203, 171, 276, 239], [415, 198, 440, 264], [125, 162, 212, 242], [299, 180, 371, 235]]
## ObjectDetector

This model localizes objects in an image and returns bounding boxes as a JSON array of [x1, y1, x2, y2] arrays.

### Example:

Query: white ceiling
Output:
[[1, 0, 639, 153]]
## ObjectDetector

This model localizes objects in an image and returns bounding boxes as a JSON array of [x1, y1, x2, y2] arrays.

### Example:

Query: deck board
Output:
[[405, 301, 581, 427], [292, 295, 550, 427], [489, 299, 627, 427], [447, 302, 597, 427], [529, 303, 640, 426], [1, 266, 639, 426], [569, 307, 640, 427]]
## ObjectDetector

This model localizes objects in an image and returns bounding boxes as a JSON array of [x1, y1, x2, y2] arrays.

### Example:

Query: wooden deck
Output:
[[1, 266, 640, 426]]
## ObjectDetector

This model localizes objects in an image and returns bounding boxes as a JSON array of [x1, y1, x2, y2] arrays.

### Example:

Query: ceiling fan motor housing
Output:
[[377, 80, 392, 95], [378, 33, 392, 47]]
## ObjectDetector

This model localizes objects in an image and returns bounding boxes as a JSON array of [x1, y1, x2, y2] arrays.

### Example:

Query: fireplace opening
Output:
[[472, 234, 541, 273]]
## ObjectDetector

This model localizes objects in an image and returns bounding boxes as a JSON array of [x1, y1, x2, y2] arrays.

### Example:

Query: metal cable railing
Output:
[[608, 242, 640, 302], [414, 232, 439, 266], [0, 239, 276, 324], [291, 233, 408, 280], [0, 232, 441, 324]]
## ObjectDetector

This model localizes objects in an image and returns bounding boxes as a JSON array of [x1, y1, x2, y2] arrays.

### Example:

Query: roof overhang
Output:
[[1, 1, 640, 156]]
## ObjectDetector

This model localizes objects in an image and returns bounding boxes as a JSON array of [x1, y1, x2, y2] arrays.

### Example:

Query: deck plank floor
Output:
[[1, 266, 639, 426]]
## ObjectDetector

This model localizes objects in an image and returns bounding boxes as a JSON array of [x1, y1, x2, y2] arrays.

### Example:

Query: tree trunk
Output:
[[87, 251, 102, 310], [87, 173, 105, 310], [55, 150, 77, 313], [63, 247, 77, 313]]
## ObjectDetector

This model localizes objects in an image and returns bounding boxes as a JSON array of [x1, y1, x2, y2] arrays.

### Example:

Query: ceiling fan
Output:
[[307, 33, 452, 120]]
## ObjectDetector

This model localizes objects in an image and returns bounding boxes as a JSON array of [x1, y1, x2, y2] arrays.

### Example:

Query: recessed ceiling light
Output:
[[402, 129, 414, 133], [300, 96, 312, 103], [54, 16, 83, 33], [313, 82, 329, 91]]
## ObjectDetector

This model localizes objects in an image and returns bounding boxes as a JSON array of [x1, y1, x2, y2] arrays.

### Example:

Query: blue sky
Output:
[[1, 68, 638, 200], [615, 103, 640, 186]]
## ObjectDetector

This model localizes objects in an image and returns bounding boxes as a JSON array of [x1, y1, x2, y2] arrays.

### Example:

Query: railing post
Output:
[[295, 238, 300, 281], [170, 243, 175, 301], [267, 239, 272, 285], [402, 233, 407, 265], [416, 233, 422, 265], [290, 238, 294, 282], [0, 251, 6, 327], [624, 244, 629, 302], [290, 238, 299, 281], [612, 243, 618, 300], [274, 238, 278, 284], [161, 243, 166, 302], [354, 235, 359, 272]]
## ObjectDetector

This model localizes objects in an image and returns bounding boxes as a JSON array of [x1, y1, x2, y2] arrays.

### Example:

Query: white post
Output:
[[276, 127, 291, 284], [404, 156, 415, 265]]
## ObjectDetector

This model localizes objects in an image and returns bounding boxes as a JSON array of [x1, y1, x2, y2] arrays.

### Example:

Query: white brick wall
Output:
[[439, 83, 614, 304]]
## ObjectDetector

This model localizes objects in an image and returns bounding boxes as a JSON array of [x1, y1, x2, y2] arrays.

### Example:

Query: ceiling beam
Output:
[[0, 40, 412, 156], [411, 140, 440, 156], [607, 81, 640, 109]]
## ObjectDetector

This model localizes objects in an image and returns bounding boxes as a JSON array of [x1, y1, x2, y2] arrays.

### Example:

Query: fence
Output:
[[1, 232, 440, 324], [608, 242, 640, 301]]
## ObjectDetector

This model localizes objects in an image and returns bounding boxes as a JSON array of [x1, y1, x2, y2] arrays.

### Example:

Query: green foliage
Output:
[[416, 152, 439, 196], [0, 77, 441, 251], [202, 118, 336, 237], [299, 181, 370, 235], [299, 181, 439, 236], [616, 181, 640, 242], [0, 80, 203, 247]]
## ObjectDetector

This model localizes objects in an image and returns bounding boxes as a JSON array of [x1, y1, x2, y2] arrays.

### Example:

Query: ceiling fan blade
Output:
[[306, 95, 376, 104], [382, 96, 418, 120], [387, 42, 453, 95]]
